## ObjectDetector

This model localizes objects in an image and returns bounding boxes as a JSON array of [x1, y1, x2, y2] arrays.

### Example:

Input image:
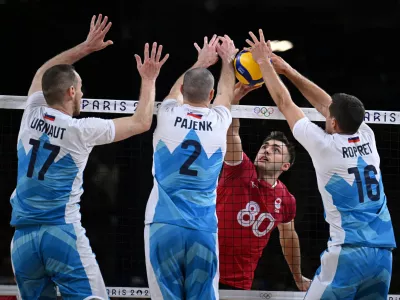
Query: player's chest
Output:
[[224, 180, 286, 237]]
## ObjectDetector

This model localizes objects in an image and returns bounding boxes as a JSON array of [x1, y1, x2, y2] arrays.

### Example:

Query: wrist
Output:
[[293, 273, 302, 280], [77, 42, 95, 58], [141, 78, 157, 84], [194, 60, 210, 69]]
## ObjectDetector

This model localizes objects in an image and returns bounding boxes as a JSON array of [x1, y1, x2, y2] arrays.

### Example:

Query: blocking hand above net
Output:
[[143, 34, 237, 300], [10, 13, 168, 300], [245, 29, 396, 299]]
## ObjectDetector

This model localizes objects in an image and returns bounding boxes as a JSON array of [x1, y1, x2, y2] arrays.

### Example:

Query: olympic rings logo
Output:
[[254, 106, 274, 117], [259, 292, 273, 299]]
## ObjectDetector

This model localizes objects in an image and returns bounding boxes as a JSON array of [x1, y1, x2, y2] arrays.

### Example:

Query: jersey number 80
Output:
[[237, 201, 275, 237]]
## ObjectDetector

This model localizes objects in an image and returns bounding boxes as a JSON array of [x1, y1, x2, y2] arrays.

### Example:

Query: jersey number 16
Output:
[[348, 165, 380, 203]]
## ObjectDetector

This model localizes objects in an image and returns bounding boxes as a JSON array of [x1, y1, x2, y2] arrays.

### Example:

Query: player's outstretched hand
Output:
[[233, 82, 262, 103], [271, 53, 292, 75], [84, 14, 114, 52], [216, 34, 238, 64], [194, 34, 220, 68], [135, 42, 169, 81], [244, 29, 272, 65]]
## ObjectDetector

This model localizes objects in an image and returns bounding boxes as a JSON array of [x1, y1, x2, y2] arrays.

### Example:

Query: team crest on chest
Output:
[[274, 198, 282, 213]]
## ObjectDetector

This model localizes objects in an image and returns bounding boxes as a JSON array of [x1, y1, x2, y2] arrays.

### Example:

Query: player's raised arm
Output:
[[213, 35, 238, 109], [277, 221, 311, 291], [112, 42, 169, 142], [165, 35, 220, 104], [271, 53, 332, 118], [28, 14, 113, 97], [244, 29, 305, 131], [225, 82, 261, 164]]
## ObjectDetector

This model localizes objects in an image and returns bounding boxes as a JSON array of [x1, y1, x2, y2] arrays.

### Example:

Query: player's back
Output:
[[145, 99, 232, 232], [10, 92, 115, 227], [294, 118, 396, 248]]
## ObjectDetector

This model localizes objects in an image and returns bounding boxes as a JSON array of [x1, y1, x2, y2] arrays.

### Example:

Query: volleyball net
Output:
[[0, 96, 399, 299]]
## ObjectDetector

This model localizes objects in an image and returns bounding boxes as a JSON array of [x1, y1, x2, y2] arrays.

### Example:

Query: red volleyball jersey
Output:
[[217, 153, 296, 289]]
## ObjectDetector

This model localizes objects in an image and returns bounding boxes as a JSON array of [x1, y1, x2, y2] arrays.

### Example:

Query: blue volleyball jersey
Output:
[[10, 92, 115, 226], [145, 99, 232, 233], [293, 117, 396, 248]]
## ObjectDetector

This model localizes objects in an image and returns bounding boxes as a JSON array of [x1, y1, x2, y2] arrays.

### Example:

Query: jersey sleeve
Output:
[[292, 117, 331, 157], [77, 117, 116, 148], [212, 105, 232, 129], [282, 193, 296, 224], [25, 91, 48, 109], [219, 152, 255, 183]]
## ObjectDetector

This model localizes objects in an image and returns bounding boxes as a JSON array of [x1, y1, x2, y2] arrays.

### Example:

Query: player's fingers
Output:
[[156, 44, 163, 62], [100, 16, 108, 31], [266, 40, 272, 50], [259, 29, 265, 43], [90, 15, 96, 30], [224, 34, 233, 43], [194, 42, 201, 53], [144, 43, 150, 61], [211, 36, 220, 48], [203, 36, 208, 46], [249, 31, 259, 44], [159, 53, 170, 66], [134, 54, 142, 69], [102, 21, 112, 36], [209, 34, 217, 46], [245, 39, 255, 47], [95, 14, 102, 28], [105, 40, 114, 47], [150, 42, 157, 60], [243, 47, 252, 52]]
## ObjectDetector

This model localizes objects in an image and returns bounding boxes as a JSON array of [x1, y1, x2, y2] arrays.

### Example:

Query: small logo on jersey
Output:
[[187, 112, 203, 119], [275, 198, 282, 212], [348, 136, 360, 143], [44, 113, 55, 121], [251, 181, 258, 189]]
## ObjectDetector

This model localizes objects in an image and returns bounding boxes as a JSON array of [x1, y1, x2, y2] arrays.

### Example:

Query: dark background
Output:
[[0, 0, 399, 294]]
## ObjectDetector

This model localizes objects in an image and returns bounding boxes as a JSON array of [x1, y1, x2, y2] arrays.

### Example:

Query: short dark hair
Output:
[[42, 64, 78, 105], [182, 68, 214, 103], [263, 131, 295, 165], [329, 93, 365, 134]]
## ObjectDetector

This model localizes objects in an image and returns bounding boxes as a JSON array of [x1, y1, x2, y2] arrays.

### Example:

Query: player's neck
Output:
[[183, 100, 209, 108], [257, 171, 279, 186], [50, 105, 73, 116]]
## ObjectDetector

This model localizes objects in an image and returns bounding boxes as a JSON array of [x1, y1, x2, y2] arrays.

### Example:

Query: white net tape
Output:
[[1, 95, 400, 124]]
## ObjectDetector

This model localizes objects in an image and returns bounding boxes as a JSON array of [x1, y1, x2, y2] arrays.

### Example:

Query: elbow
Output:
[[139, 119, 152, 132]]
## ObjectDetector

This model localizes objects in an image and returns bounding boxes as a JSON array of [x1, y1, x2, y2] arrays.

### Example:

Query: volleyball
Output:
[[234, 50, 264, 86]]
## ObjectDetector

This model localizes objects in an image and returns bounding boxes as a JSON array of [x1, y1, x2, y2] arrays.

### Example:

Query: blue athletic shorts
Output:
[[11, 223, 108, 300], [304, 245, 392, 300], [144, 223, 219, 300]]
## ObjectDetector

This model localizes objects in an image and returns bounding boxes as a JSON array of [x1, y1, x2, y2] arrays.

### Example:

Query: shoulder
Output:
[[211, 105, 232, 124], [276, 180, 296, 202]]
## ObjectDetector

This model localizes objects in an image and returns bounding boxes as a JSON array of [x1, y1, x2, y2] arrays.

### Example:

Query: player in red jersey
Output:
[[217, 83, 311, 291]]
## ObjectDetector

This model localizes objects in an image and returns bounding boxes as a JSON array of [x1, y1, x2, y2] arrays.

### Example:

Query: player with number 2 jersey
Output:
[[144, 34, 237, 300]]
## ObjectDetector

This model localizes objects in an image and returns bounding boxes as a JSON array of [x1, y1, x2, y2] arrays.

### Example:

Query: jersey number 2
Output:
[[27, 138, 60, 180], [179, 140, 201, 176], [348, 165, 380, 203]]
